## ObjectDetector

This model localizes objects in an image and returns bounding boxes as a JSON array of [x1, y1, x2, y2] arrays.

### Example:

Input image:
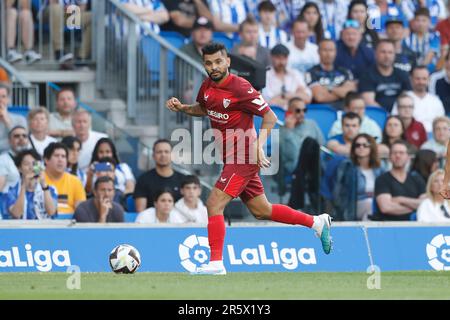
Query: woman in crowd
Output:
[[135, 188, 178, 223], [410, 149, 439, 185], [61, 136, 86, 186], [5, 149, 57, 220], [378, 115, 416, 158], [85, 138, 135, 195], [298, 2, 324, 44], [417, 169, 450, 222], [347, 0, 379, 48], [334, 133, 385, 221]]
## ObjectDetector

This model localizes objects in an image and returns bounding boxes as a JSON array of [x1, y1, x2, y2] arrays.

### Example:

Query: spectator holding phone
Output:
[[85, 138, 135, 195], [86, 157, 126, 207], [74, 176, 124, 223], [5, 149, 57, 220]]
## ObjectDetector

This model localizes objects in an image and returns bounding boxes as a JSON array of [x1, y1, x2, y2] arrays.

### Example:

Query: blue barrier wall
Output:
[[0, 225, 449, 273]]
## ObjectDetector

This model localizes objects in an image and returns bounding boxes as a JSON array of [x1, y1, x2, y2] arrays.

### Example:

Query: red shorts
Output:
[[214, 164, 265, 203]]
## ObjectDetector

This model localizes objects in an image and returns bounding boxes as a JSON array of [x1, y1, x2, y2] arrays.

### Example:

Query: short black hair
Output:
[[390, 139, 410, 152], [14, 149, 41, 168], [153, 187, 175, 203], [94, 176, 115, 190], [258, 0, 276, 12], [202, 42, 228, 57], [414, 7, 430, 18], [410, 65, 429, 76], [344, 91, 364, 107], [153, 138, 172, 152], [342, 111, 362, 125], [61, 135, 82, 150], [376, 39, 395, 50], [181, 175, 201, 188], [43, 142, 68, 160], [288, 97, 303, 108]]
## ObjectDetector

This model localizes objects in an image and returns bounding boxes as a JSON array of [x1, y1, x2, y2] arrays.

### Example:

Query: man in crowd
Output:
[[134, 139, 185, 212], [374, 140, 426, 221], [74, 176, 124, 222]]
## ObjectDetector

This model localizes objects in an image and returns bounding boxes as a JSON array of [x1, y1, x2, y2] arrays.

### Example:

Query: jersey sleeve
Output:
[[195, 80, 208, 110], [235, 78, 270, 117]]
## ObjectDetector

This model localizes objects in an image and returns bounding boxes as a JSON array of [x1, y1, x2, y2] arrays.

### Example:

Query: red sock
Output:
[[271, 204, 314, 228], [208, 215, 226, 261]]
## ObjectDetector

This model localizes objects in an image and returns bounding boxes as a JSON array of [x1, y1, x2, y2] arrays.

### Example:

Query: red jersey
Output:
[[196, 73, 270, 164]]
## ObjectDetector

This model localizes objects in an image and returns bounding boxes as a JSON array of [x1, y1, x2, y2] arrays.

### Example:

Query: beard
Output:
[[208, 69, 228, 82]]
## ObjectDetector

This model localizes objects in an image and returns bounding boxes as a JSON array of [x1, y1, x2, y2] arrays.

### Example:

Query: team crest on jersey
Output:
[[204, 94, 209, 101], [223, 98, 231, 108]]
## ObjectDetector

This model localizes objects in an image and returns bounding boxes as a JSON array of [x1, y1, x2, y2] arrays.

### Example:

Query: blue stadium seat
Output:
[[126, 194, 136, 212], [8, 106, 30, 118], [141, 34, 185, 82], [54, 214, 74, 220], [365, 106, 388, 130], [125, 212, 138, 223], [159, 31, 187, 48], [212, 32, 234, 50], [305, 104, 337, 139]]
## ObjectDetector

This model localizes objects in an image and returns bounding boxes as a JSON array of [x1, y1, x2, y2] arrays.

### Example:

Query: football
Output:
[[109, 244, 141, 274]]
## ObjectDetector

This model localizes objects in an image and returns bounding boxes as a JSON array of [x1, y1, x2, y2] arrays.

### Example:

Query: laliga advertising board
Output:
[[0, 226, 449, 272]]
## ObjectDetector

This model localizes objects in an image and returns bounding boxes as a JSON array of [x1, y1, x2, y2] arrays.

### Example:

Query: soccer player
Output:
[[166, 42, 332, 275]]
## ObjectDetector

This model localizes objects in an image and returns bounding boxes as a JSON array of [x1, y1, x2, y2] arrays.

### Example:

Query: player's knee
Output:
[[249, 204, 271, 220]]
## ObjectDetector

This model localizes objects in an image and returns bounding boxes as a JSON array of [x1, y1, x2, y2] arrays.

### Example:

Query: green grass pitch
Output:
[[0, 271, 449, 299]]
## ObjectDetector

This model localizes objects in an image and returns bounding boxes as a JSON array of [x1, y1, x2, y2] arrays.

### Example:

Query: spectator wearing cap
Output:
[[305, 39, 356, 110], [335, 19, 375, 79], [0, 83, 27, 153], [429, 51, 450, 114], [257, 0, 289, 49], [404, 8, 441, 72], [160, 0, 212, 38], [179, 17, 214, 64], [285, 19, 320, 74], [358, 39, 412, 113], [262, 44, 311, 110], [231, 16, 271, 68], [385, 17, 417, 73], [366, 0, 407, 35]]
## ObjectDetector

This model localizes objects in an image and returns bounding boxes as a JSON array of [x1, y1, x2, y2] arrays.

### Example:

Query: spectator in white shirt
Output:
[[135, 188, 179, 223], [171, 175, 208, 224], [417, 169, 450, 222], [262, 44, 311, 110], [392, 66, 445, 133], [286, 19, 320, 74], [28, 107, 57, 157], [257, 1, 289, 49], [72, 109, 107, 172], [421, 116, 450, 158]]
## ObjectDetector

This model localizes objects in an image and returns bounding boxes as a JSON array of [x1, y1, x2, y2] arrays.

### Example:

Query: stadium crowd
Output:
[[1, 0, 450, 223]]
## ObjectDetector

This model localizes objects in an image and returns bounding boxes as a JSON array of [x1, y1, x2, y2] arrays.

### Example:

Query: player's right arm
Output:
[[440, 140, 450, 199], [166, 97, 207, 117]]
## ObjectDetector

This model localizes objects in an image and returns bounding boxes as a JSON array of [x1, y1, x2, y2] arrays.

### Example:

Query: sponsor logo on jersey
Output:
[[207, 109, 229, 120]]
